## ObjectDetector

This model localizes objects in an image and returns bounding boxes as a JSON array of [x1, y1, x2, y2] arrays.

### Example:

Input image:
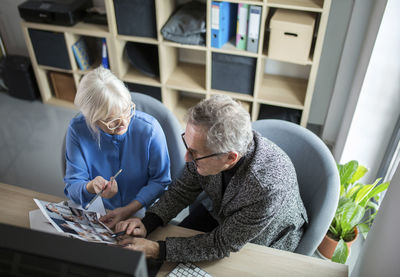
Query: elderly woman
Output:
[[64, 67, 171, 228]]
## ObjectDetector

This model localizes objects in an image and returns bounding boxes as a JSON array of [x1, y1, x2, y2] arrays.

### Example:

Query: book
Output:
[[72, 38, 92, 70]]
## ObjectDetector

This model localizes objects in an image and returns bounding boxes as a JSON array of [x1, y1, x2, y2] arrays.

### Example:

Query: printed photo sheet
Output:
[[34, 199, 117, 244]]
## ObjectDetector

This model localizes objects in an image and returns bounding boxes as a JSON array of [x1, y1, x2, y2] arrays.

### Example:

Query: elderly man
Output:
[[114, 95, 308, 262]]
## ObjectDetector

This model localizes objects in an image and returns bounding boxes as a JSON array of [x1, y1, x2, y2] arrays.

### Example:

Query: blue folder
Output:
[[211, 2, 237, 48]]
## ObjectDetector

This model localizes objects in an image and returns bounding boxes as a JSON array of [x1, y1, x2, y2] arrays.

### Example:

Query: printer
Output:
[[18, 0, 93, 26]]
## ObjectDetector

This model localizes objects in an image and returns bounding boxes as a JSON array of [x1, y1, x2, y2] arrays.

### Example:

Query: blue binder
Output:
[[211, 2, 237, 48]]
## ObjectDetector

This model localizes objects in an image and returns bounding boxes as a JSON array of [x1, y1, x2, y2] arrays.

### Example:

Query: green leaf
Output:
[[339, 161, 358, 189], [355, 184, 375, 205], [332, 239, 348, 264], [364, 181, 390, 203], [341, 202, 365, 234], [358, 179, 389, 207], [366, 201, 379, 211], [346, 184, 362, 199], [349, 165, 368, 184], [358, 223, 370, 239]]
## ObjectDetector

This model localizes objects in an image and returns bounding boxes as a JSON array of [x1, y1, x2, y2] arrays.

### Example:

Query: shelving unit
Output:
[[20, 0, 331, 126]]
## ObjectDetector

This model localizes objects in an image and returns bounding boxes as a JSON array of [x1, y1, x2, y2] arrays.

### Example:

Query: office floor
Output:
[[0, 92, 76, 197]]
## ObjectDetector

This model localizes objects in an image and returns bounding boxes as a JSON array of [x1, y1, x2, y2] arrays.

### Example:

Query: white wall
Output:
[[322, 0, 375, 144], [308, 0, 354, 125], [0, 0, 28, 56], [337, 0, 400, 181]]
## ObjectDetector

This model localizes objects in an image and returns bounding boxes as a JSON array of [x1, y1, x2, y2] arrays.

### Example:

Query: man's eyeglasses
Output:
[[181, 133, 225, 166], [99, 102, 135, 130]]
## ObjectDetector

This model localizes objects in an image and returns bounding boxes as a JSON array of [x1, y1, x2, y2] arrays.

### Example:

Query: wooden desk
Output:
[[0, 182, 348, 277], [0, 183, 64, 228]]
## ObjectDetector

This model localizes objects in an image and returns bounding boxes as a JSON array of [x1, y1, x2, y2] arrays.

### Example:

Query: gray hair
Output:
[[185, 95, 253, 156], [74, 67, 131, 138]]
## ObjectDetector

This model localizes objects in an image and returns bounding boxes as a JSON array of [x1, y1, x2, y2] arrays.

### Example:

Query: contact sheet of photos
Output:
[[34, 199, 116, 244]]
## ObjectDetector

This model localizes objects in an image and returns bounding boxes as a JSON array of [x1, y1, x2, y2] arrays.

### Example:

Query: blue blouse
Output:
[[64, 111, 171, 210]]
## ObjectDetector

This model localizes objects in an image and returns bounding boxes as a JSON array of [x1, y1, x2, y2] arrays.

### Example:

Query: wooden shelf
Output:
[[162, 40, 207, 51], [267, 0, 324, 12], [75, 58, 103, 75], [45, 97, 78, 110], [210, 89, 254, 102], [223, 0, 264, 5], [173, 93, 205, 126], [258, 74, 306, 109], [38, 65, 73, 74], [166, 63, 206, 94], [22, 21, 110, 37], [122, 67, 161, 87], [262, 51, 313, 65], [117, 35, 158, 45], [212, 39, 259, 58]]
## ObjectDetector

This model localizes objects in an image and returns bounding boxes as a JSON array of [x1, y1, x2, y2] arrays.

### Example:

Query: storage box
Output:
[[29, 29, 71, 69], [269, 9, 315, 64], [211, 53, 256, 95], [258, 104, 301, 124], [114, 0, 157, 38], [126, 83, 162, 101], [49, 72, 76, 102]]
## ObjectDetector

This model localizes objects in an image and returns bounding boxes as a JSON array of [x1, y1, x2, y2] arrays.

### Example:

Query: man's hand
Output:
[[86, 176, 118, 199], [99, 206, 132, 229], [118, 237, 160, 259], [115, 218, 147, 238]]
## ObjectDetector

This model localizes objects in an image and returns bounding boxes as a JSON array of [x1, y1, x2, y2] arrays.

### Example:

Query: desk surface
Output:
[[0, 182, 348, 277]]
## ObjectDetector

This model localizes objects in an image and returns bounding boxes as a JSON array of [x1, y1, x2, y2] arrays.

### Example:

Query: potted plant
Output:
[[317, 160, 390, 264]]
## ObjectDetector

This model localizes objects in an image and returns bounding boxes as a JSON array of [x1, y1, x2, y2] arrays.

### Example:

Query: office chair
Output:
[[252, 119, 340, 256], [62, 92, 186, 181]]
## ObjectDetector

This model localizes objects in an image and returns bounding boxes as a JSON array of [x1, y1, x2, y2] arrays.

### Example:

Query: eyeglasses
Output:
[[181, 132, 226, 168], [99, 102, 135, 130]]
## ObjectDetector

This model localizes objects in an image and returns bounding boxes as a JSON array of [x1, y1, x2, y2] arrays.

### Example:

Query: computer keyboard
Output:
[[166, 262, 213, 277]]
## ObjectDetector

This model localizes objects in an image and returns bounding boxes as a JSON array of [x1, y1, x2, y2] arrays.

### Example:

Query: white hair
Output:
[[185, 95, 253, 156], [74, 67, 131, 139]]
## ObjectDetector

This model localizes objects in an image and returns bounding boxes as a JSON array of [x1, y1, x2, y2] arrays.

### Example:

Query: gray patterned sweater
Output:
[[148, 131, 308, 262]]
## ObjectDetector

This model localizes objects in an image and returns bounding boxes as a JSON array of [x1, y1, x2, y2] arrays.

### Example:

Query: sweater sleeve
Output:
[[133, 119, 171, 208], [63, 125, 93, 207], [164, 196, 277, 262], [147, 164, 203, 225]]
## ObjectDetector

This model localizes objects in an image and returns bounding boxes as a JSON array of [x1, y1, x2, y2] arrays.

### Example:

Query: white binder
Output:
[[246, 5, 262, 53]]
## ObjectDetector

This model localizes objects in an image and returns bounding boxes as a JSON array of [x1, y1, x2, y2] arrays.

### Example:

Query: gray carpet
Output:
[[0, 92, 76, 197]]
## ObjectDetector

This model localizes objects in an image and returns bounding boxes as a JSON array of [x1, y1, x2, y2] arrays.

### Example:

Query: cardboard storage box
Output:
[[49, 72, 76, 103], [211, 53, 256, 95], [269, 9, 315, 64]]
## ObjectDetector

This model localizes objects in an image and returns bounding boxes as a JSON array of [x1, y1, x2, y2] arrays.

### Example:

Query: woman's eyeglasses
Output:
[[99, 102, 135, 130]]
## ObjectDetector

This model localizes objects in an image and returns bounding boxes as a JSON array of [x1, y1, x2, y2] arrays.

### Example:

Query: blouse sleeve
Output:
[[63, 125, 93, 206], [134, 120, 171, 207]]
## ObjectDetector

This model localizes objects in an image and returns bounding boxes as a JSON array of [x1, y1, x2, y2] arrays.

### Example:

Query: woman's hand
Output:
[[99, 206, 132, 229], [118, 237, 159, 259], [115, 218, 147, 238], [86, 176, 118, 199]]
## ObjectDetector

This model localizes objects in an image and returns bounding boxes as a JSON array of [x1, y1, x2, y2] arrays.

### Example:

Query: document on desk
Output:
[[31, 198, 116, 244]]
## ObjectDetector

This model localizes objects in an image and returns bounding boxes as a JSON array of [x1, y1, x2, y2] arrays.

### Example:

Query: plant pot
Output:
[[317, 228, 359, 259]]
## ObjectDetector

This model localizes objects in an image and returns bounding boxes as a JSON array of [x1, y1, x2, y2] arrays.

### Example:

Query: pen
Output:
[[84, 169, 123, 210], [111, 230, 126, 238]]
